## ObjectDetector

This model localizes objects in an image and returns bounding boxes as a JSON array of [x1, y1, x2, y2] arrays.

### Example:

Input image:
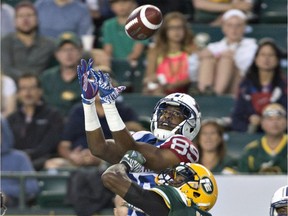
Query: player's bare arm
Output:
[[77, 59, 126, 164]]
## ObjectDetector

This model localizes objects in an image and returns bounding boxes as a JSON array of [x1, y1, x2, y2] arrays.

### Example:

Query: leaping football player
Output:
[[77, 58, 202, 215]]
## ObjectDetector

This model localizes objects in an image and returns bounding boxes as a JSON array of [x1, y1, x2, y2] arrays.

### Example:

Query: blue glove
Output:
[[120, 150, 146, 173], [97, 70, 126, 104], [77, 58, 99, 104]]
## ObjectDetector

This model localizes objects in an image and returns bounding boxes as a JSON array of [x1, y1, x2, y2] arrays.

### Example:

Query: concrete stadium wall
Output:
[[210, 175, 287, 216]]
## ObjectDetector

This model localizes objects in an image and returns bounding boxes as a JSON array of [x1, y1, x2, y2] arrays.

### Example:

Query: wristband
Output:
[[81, 94, 96, 105], [82, 102, 100, 131], [102, 102, 125, 131]]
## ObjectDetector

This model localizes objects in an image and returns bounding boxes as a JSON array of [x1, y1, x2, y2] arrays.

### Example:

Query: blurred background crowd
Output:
[[1, 0, 287, 215]]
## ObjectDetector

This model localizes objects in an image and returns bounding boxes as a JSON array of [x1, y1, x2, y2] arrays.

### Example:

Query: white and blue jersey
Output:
[[127, 131, 199, 216]]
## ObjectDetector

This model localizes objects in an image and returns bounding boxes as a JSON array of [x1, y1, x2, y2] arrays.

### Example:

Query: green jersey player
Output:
[[102, 151, 218, 216]]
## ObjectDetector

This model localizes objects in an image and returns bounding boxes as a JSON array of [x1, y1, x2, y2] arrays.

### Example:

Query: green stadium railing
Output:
[[1, 171, 114, 215], [1, 171, 70, 210]]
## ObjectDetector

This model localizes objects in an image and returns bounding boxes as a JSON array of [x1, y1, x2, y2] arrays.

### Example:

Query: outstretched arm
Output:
[[77, 59, 126, 164], [101, 163, 132, 197], [101, 153, 170, 216], [102, 164, 169, 216], [96, 70, 183, 171], [79, 59, 195, 169], [111, 130, 181, 172]]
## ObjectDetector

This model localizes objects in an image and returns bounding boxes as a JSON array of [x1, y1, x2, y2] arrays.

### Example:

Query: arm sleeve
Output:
[[123, 182, 169, 216]]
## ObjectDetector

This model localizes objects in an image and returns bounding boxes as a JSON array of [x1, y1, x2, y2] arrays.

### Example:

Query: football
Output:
[[125, 5, 163, 40]]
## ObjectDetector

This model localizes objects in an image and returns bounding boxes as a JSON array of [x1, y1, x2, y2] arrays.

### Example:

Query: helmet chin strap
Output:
[[154, 128, 173, 140], [154, 120, 186, 140]]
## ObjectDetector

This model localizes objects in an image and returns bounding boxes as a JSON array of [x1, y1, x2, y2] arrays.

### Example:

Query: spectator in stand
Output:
[[1, 116, 39, 207], [238, 103, 287, 174], [142, 12, 198, 96], [1, 74, 17, 117], [40, 32, 83, 117], [34, 0, 94, 39], [101, 0, 148, 64], [45, 71, 144, 169], [195, 119, 237, 174], [231, 38, 287, 133], [197, 9, 258, 95], [1, 2, 15, 37], [7, 74, 64, 171], [1, 1, 55, 80], [192, 0, 254, 26]]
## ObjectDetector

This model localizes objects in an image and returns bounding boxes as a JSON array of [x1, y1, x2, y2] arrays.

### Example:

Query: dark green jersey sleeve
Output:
[[152, 185, 212, 216]]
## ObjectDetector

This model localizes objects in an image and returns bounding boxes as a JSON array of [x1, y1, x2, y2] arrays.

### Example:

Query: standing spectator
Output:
[[1, 1, 55, 80], [142, 12, 197, 96], [231, 38, 287, 133], [7, 74, 64, 171], [197, 9, 258, 95], [195, 119, 237, 174], [1, 116, 39, 207], [40, 32, 83, 117], [1, 74, 17, 117], [1, 2, 15, 37], [192, 0, 253, 26], [238, 103, 287, 174], [34, 0, 94, 39], [101, 0, 147, 63]]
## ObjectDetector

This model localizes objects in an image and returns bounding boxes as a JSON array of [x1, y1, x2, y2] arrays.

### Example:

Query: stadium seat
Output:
[[194, 95, 234, 119], [122, 93, 234, 127], [191, 24, 223, 43], [122, 93, 161, 129], [122, 93, 161, 117], [245, 24, 287, 49], [192, 24, 287, 51], [37, 175, 71, 208], [111, 59, 146, 93], [259, 0, 287, 24], [225, 132, 262, 159], [193, 11, 220, 24]]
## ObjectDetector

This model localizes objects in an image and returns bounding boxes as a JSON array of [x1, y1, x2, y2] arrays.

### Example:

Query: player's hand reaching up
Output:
[[97, 70, 126, 104], [77, 58, 99, 104], [120, 150, 146, 173]]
